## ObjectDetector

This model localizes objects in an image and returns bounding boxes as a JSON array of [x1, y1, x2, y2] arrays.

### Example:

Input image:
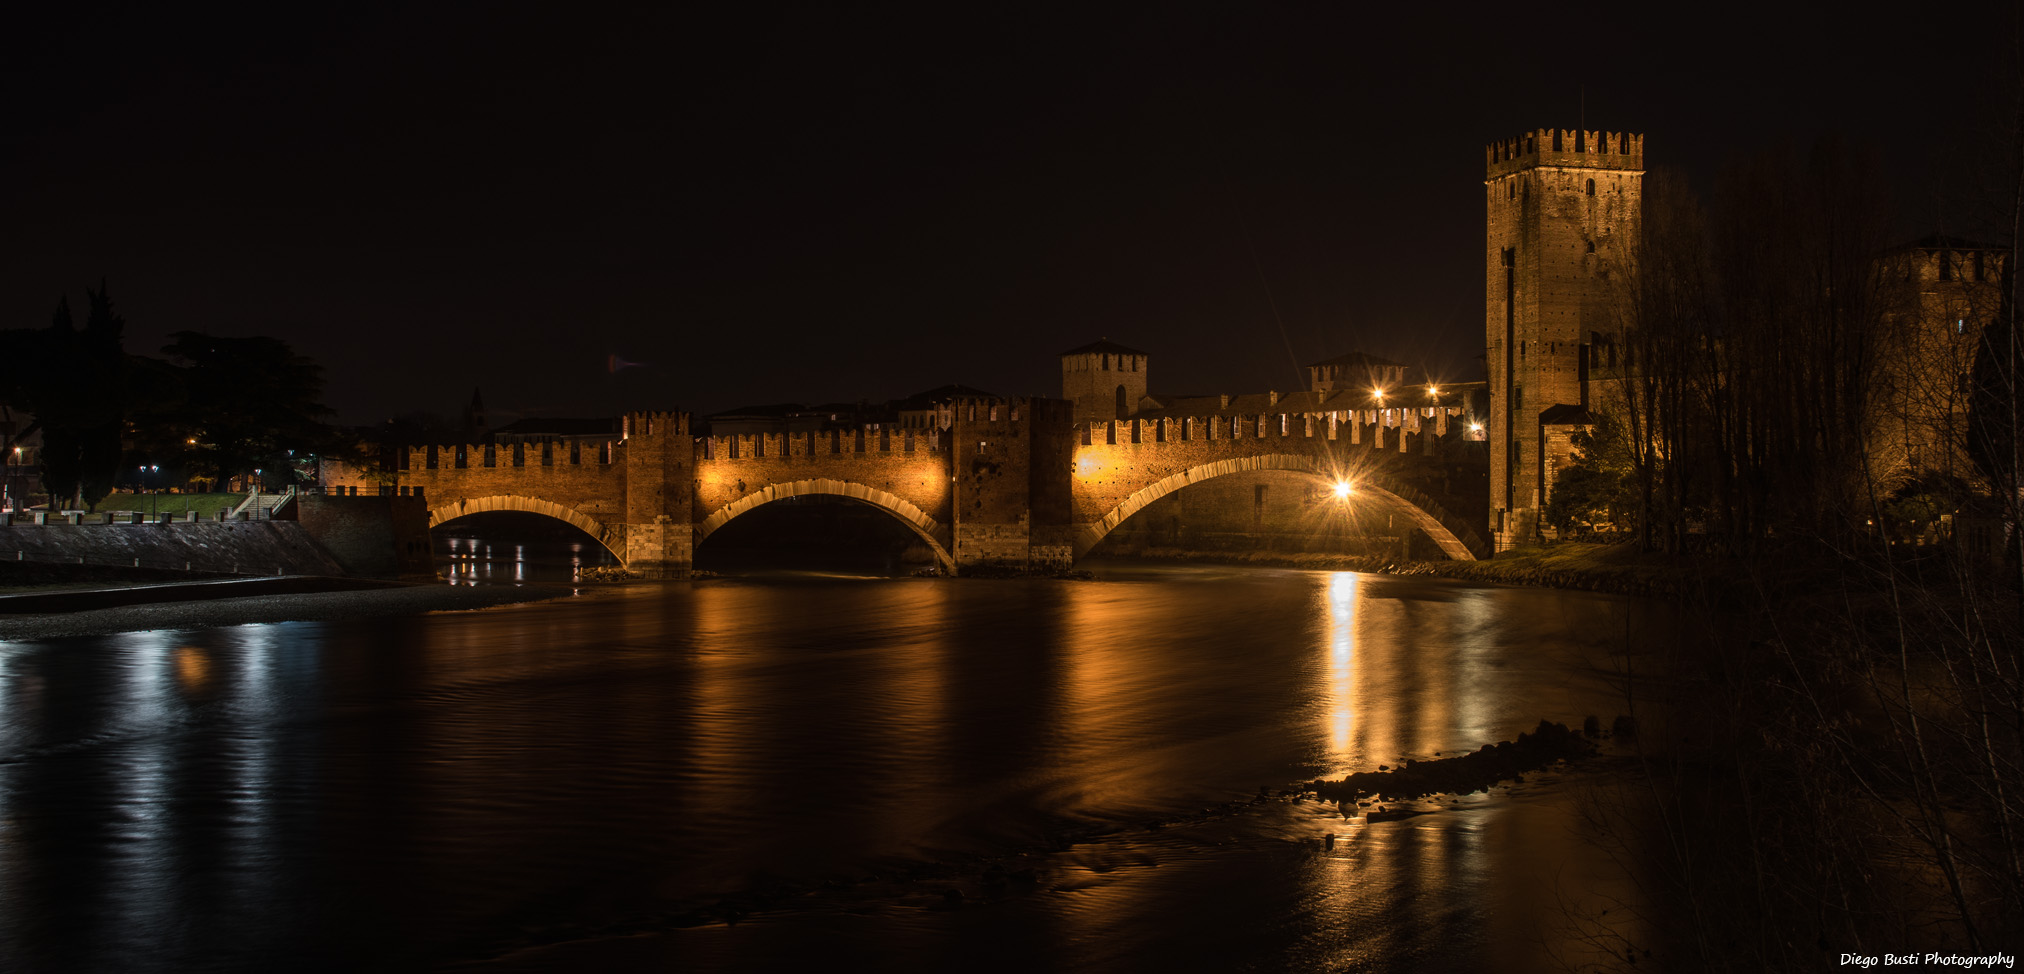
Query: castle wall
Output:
[[1060, 349, 1148, 424], [949, 397, 1056, 569], [312, 399, 1480, 573], [289, 495, 435, 579], [1486, 128, 1643, 549], [693, 425, 952, 554]]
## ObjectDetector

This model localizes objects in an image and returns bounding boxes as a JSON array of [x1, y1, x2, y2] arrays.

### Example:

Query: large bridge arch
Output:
[[429, 495, 627, 563], [1074, 454, 1479, 561], [697, 478, 956, 572]]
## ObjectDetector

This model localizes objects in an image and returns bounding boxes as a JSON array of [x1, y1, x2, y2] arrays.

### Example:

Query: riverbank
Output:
[[0, 577, 582, 640]]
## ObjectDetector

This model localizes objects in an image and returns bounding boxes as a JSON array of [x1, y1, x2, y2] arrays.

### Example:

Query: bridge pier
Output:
[[624, 413, 695, 577], [948, 398, 1077, 573], [623, 518, 693, 577]]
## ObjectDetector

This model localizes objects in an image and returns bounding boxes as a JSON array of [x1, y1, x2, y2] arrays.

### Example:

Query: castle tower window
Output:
[[1508, 180, 1515, 199], [1586, 178, 1595, 196], [1114, 385, 1127, 418]]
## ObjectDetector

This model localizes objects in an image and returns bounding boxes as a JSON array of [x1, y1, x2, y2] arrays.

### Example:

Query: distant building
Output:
[[891, 384, 995, 430], [1059, 340, 1148, 424], [1306, 352, 1411, 397], [488, 416, 624, 445], [1872, 236, 2012, 491]]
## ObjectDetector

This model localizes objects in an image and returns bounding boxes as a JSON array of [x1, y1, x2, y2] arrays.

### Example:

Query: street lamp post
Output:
[[138, 464, 159, 517]]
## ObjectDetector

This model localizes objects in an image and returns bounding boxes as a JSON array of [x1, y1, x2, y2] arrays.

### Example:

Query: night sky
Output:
[[5, 4, 2016, 427]]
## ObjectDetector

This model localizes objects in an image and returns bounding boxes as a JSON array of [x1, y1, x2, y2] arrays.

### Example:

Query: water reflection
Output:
[[436, 525, 616, 585], [0, 567, 1671, 972], [1322, 572, 1358, 769]]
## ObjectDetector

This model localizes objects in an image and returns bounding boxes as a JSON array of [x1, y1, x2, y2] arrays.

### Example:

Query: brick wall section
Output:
[[317, 404, 1480, 573], [322, 441, 629, 523], [287, 495, 434, 579], [1069, 412, 1483, 559], [624, 412, 692, 574], [1025, 398, 1078, 566], [948, 397, 1048, 569], [1485, 128, 1644, 548], [694, 425, 953, 561]]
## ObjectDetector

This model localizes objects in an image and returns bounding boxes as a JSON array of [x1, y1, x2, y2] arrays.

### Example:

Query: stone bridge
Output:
[[319, 399, 1484, 575]]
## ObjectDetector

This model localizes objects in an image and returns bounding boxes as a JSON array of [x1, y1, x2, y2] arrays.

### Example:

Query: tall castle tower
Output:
[[1059, 339, 1148, 423], [1485, 127, 1643, 549]]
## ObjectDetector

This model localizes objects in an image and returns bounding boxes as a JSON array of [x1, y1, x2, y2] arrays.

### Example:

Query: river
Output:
[[0, 532, 1676, 972]]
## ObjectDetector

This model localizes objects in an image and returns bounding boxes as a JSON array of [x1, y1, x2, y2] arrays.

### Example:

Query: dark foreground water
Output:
[[0, 552, 1675, 972]]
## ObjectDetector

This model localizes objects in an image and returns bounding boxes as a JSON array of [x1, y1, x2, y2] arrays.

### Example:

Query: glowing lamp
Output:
[[1332, 481, 1353, 500]]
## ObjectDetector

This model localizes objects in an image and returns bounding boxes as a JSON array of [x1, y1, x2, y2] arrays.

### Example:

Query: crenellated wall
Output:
[[1067, 404, 1481, 559], [318, 400, 1479, 574], [1485, 126, 1645, 550]]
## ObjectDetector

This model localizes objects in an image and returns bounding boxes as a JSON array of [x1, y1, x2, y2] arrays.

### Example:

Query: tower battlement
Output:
[[1486, 128, 1643, 179]]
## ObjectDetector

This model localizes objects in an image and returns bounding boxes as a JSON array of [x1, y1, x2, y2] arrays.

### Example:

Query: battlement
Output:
[[620, 411, 691, 438], [699, 425, 943, 460], [403, 436, 624, 471], [1074, 404, 1464, 446], [1486, 128, 1644, 179]]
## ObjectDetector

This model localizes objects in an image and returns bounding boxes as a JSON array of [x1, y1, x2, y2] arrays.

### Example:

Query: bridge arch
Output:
[[429, 495, 627, 563], [1074, 453, 1479, 561], [697, 479, 956, 572]]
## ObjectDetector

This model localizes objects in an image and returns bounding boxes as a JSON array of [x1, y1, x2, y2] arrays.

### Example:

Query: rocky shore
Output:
[[1307, 718, 1601, 806]]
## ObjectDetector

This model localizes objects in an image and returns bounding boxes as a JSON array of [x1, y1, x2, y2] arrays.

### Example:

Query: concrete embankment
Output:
[[0, 519, 347, 577], [0, 578, 582, 640], [0, 574, 408, 614]]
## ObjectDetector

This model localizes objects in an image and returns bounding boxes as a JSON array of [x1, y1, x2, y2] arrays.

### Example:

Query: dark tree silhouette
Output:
[[158, 332, 336, 488], [0, 285, 129, 509]]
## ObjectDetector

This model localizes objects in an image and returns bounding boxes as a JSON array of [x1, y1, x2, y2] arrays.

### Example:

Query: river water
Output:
[[0, 534, 1676, 972]]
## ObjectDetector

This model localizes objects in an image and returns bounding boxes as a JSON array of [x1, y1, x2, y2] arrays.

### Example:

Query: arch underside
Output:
[[1074, 454, 1477, 561], [428, 495, 626, 562], [697, 479, 955, 571]]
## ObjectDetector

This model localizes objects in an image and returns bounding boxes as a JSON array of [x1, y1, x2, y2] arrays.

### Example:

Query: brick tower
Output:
[[1484, 127, 1643, 549], [1059, 339, 1148, 424]]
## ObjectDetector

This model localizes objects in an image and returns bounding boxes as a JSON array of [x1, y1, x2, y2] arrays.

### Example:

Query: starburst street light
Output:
[[1372, 387, 1386, 404], [1332, 480, 1353, 500]]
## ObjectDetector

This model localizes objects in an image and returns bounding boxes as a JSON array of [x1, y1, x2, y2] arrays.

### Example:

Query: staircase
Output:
[[231, 486, 298, 520]]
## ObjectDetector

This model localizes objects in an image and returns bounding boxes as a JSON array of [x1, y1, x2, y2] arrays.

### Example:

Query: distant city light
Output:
[[1372, 388, 1386, 401], [1426, 384, 1439, 397]]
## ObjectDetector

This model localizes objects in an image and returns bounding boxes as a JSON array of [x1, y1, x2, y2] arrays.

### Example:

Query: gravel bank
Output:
[[0, 583, 584, 640]]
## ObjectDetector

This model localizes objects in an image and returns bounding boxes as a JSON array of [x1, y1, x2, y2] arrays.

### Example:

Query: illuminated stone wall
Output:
[[694, 423, 954, 567], [318, 401, 1483, 574], [1484, 127, 1644, 550]]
